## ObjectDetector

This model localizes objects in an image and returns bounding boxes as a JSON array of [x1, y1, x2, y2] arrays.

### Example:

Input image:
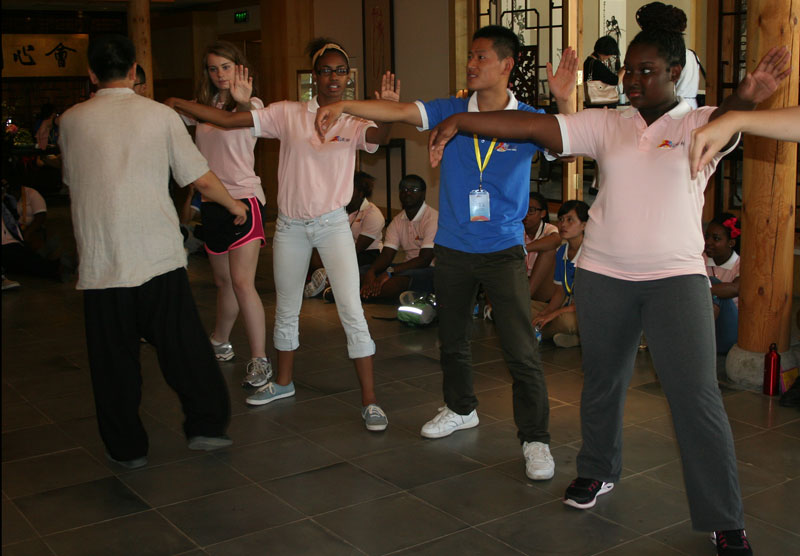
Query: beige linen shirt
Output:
[[59, 87, 209, 289]]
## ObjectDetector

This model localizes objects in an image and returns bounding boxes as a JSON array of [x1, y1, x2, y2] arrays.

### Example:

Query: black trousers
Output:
[[433, 244, 550, 444], [83, 267, 230, 461]]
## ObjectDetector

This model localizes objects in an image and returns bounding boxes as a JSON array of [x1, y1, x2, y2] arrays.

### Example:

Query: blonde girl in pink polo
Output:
[[179, 41, 271, 391], [166, 38, 398, 431], [428, 10, 790, 553]]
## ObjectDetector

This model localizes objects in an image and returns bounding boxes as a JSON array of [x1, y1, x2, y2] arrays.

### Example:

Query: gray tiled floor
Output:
[[3, 209, 800, 555]]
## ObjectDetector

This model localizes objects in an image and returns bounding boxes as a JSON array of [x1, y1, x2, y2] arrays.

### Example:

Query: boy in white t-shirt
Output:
[[361, 175, 437, 301]]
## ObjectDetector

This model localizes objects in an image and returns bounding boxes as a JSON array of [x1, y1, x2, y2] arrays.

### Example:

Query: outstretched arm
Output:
[[428, 111, 561, 167], [712, 46, 791, 120], [365, 71, 402, 145], [316, 98, 422, 140], [164, 97, 254, 128], [689, 106, 800, 178]]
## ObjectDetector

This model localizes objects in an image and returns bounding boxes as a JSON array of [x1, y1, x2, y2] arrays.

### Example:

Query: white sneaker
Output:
[[420, 406, 479, 439], [552, 333, 580, 348], [523, 441, 555, 480], [303, 268, 328, 298]]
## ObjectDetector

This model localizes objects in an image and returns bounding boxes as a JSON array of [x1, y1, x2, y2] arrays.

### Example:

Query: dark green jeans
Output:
[[433, 244, 550, 444]]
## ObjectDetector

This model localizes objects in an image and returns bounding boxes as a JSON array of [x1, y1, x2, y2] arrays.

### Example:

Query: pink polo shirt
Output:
[[349, 198, 384, 251], [706, 251, 740, 307], [525, 221, 559, 275], [556, 102, 737, 281], [182, 97, 266, 205], [384, 202, 438, 262], [251, 97, 378, 219]]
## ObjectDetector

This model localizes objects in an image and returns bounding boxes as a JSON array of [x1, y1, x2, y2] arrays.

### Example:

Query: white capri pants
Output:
[[272, 207, 375, 359]]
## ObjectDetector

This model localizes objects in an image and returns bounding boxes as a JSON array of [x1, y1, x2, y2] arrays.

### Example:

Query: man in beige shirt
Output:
[[58, 34, 247, 469]]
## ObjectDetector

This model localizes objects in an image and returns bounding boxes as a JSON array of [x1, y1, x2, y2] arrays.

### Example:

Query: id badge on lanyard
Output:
[[470, 135, 496, 222]]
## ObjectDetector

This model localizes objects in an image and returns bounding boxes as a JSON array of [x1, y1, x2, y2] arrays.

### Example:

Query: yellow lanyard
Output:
[[563, 252, 574, 296], [473, 135, 497, 190]]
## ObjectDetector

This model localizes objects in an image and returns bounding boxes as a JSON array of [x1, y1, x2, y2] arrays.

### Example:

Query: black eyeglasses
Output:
[[399, 186, 424, 193], [316, 67, 348, 76], [527, 206, 545, 214], [134, 82, 145, 87]]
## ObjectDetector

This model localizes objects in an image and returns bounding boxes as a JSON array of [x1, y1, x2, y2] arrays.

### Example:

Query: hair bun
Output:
[[636, 2, 687, 34]]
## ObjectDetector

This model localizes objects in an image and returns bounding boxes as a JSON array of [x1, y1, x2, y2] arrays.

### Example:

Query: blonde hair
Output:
[[196, 41, 256, 111]]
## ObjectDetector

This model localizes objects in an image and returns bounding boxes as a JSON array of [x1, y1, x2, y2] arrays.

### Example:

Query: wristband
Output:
[[386, 266, 394, 277]]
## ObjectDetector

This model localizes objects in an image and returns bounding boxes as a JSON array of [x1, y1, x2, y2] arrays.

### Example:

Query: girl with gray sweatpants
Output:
[[574, 271, 743, 530]]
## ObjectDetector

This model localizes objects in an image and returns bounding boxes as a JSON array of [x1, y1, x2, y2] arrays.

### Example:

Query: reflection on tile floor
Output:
[[3, 220, 799, 555]]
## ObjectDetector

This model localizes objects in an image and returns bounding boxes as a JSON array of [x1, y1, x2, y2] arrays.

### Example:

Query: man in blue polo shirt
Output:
[[315, 25, 576, 481]]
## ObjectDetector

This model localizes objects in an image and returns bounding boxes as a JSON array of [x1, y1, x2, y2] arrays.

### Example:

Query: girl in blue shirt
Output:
[[532, 200, 589, 348]]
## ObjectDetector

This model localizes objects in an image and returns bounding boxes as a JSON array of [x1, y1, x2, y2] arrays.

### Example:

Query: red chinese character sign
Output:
[[3, 34, 89, 77]]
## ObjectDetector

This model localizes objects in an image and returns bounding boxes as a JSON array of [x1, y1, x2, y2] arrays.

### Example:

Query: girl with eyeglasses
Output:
[[175, 41, 271, 392], [524, 192, 560, 302], [166, 38, 398, 431]]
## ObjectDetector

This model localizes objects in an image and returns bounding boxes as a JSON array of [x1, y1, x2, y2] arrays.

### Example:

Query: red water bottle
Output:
[[763, 343, 781, 396]]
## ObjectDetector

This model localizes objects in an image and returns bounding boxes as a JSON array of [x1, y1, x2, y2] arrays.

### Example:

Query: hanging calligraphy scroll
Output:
[[3, 34, 89, 77]]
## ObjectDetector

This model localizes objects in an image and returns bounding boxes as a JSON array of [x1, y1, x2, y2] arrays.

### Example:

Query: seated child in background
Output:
[[482, 192, 560, 320], [704, 213, 740, 354], [305, 171, 385, 298], [2, 188, 68, 282], [531, 200, 589, 348], [8, 180, 48, 254], [524, 192, 560, 301], [360, 174, 437, 302]]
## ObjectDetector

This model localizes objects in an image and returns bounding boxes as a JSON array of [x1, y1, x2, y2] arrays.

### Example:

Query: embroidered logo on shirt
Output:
[[657, 139, 675, 149], [495, 142, 517, 152], [329, 136, 351, 143]]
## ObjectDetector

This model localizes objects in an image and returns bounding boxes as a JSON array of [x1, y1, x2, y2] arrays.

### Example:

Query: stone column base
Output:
[[725, 344, 798, 391]]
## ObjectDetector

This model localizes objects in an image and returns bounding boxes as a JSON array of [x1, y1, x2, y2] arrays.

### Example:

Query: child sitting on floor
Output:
[[704, 212, 740, 354], [531, 200, 588, 348], [524, 192, 560, 302]]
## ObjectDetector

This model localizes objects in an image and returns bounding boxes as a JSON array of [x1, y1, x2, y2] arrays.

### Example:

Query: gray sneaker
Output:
[[187, 435, 233, 451], [361, 404, 388, 431], [246, 381, 296, 406], [242, 357, 272, 388], [210, 336, 234, 361]]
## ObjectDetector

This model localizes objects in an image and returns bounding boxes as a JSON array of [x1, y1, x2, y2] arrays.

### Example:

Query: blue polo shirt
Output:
[[416, 91, 544, 254]]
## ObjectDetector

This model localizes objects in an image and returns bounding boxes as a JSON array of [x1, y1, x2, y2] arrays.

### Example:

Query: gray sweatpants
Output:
[[574, 269, 744, 531]]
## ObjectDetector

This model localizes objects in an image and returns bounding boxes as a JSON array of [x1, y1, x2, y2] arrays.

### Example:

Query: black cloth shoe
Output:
[[712, 529, 752, 555], [563, 477, 614, 509]]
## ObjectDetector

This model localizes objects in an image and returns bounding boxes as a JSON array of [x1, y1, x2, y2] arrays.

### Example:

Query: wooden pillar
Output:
[[562, 0, 582, 201], [702, 0, 721, 222], [258, 0, 314, 217], [737, 0, 799, 353], [127, 0, 153, 99], [449, 0, 476, 95]]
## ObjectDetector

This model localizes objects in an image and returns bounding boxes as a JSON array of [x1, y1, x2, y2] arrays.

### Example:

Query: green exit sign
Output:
[[234, 10, 249, 24]]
